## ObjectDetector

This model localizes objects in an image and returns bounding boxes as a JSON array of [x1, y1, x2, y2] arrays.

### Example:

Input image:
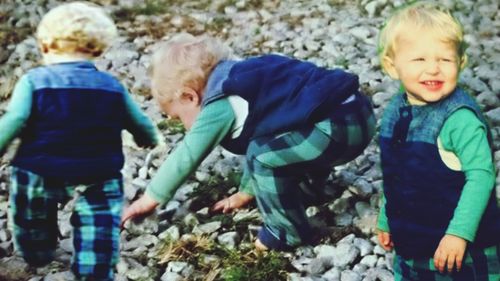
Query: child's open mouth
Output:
[[421, 80, 444, 91]]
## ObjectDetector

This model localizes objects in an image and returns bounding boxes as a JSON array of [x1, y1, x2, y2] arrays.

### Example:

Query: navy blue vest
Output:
[[380, 88, 500, 258], [202, 54, 360, 154], [12, 61, 128, 183]]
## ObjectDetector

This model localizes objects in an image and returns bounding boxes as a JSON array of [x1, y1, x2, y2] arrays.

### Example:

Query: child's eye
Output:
[[412, 58, 425, 62], [440, 58, 454, 62]]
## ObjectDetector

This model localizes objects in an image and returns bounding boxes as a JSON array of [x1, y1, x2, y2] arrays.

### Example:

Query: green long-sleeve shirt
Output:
[[145, 98, 242, 203], [377, 108, 496, 242]]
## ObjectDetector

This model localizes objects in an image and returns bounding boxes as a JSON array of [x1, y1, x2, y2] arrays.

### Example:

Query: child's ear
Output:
[[180, 87, 200, 105], [382, 56, 399, 79], [459, 55, 468, 71], [39, 42, 50, 54]]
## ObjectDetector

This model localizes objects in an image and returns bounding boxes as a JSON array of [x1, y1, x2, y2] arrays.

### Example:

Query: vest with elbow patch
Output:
[[202, 54, 361, 154]]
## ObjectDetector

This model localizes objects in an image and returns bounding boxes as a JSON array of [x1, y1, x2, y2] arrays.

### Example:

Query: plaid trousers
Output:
[[394, 244, 500, 281], [246, 94, 375, 250], [9, 166, 123, 281]]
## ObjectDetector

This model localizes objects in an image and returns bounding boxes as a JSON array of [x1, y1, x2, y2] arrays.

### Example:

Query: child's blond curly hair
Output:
[[36, 1, 117, 57], [149, 33, 233, 101], [378, 1, 467, 73]]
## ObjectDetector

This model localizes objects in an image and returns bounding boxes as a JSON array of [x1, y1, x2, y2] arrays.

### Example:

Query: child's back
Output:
[[0, 2, 159, 280]]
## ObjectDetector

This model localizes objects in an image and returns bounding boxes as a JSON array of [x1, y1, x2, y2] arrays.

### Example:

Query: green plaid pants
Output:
[[9, 166, 123, 281], [394, 244, 500, 281], [246, 94, 375, 250]]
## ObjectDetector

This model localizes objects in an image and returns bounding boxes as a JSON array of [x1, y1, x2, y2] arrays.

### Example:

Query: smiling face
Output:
[[383, 29, 461, 105]]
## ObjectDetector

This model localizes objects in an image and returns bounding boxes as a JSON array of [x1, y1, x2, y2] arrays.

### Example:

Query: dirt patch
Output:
[[0, 256, 33, 281]]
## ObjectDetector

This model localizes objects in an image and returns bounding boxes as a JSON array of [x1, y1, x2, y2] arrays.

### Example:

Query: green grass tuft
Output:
[[113, 0, 171, 20], [157, 119, 186, 134], [221, 249, 289, 281]]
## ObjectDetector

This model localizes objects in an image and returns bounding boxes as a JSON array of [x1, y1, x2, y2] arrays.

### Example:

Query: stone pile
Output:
[[0, 0, 498, 280]]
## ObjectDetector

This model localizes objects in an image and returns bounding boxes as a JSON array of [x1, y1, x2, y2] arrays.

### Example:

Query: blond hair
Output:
[[378, 1, 467, 73], [150, 33, 233, 101], [36, 1, 117, 57]]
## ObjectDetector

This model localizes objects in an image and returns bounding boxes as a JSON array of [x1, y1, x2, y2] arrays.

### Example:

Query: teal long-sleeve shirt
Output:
[[0, 73, 160, 155], [145, 98, 240, 204], [377, 108, 496, 242]]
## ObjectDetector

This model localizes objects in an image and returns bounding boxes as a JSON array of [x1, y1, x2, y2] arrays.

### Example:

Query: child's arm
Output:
[[122, 88, 161, 148], [211, 163, 255, 213], [146, 98, 234, 203], [443, 109, 495, 241], [122, 98, 235, 224], [0, 75, 32, 154], [434, 108, 495, 273], [376, 193, 393, 251]]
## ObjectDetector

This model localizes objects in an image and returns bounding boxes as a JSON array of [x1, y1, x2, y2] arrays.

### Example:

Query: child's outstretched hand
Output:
[[211, 192, 254, 214], [121, 193, 159, 228], [377, 230, 394, 251], [433, 234, 467, 273]]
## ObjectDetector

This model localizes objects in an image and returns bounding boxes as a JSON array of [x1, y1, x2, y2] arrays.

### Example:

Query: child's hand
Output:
[[433, 234, 467, 273], [121, 194, 159, 228], [377, 230, 394, 251], [211, 192, 254, 214]]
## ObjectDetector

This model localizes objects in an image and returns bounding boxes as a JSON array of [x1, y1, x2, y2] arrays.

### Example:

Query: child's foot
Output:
[[254, 238, 269, 251]]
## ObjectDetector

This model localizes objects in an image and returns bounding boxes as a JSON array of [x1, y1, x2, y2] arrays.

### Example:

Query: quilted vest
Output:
[[380, 88, 500, 258], [12, 61, 128, 183]]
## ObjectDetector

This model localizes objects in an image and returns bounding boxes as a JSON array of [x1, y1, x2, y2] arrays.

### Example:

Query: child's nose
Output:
[[425, 60, 440, 75]]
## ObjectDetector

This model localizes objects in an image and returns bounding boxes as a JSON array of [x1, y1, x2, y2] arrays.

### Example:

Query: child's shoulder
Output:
[[443, 87, 485, 117], [26, 61, 125, 93]]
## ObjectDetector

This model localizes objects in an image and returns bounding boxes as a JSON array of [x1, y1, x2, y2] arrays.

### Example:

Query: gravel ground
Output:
[[0, 0, 498, 280]]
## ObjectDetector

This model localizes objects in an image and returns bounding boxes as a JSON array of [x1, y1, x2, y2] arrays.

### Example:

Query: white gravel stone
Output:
[[332, 243, 360, 268], [173, 182, 198, 202], [352, 263, 368, 274], [373, 245, 387, 255], [322, 267, 341, 281], [0, 229, 11, 242], [160, 272, 183, 281], [192, 221, 222, 235], [217, 231, 240, 249], [349, 178, 373, 197], [183, 213, 199, 229], [159, 225, 181, 241], [360, 255, 378, 267], [486, 108, 500, 126], [291, 257, 314, 272], [363, 268, 393, 281], [335, 213, 354, 226], [353, 238, 374, 256], [328, 198, 350, 214], [372, 92, 394, 107], [306, 257, 329, 275], [233, 208, 261, 222], [340, 270, 362, 281], [44, 271, 75, 281]]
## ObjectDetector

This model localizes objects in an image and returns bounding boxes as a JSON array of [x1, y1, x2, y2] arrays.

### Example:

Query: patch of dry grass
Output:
[[155, 234, 291, 281]]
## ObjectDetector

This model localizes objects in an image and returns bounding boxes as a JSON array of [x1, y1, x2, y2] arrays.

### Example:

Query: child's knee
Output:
[[11, 210, 59, 267], [16, 245, 56, 267], [72, 262, 115, 281]]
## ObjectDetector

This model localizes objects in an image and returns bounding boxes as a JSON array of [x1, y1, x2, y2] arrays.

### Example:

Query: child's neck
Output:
[[406, 93, 427, 106], [42, 52, 95, 65]]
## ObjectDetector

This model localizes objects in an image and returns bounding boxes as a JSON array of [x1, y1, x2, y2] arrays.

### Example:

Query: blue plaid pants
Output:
[[394, 244, 500, 281], [245, 94, 375, 250], [9, 167, 123, 281]]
